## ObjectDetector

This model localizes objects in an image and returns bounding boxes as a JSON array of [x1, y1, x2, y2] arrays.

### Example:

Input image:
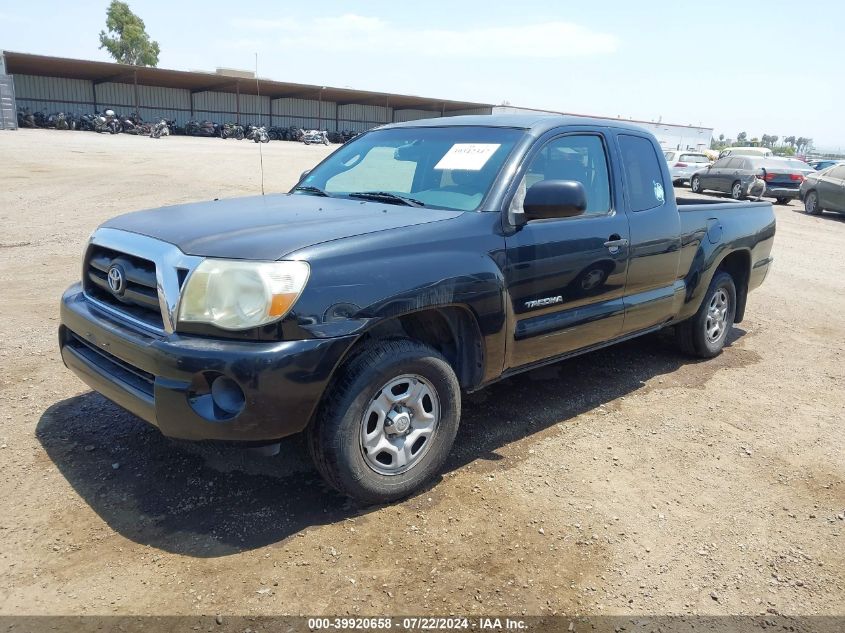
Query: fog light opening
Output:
[[210, 375, 245, 416]]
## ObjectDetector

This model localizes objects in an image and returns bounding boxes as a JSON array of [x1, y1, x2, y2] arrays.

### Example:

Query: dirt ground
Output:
[[0, 129, 843, 618]]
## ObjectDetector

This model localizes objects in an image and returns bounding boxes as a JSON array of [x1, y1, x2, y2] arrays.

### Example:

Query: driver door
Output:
[[503, 133, 630, 369]]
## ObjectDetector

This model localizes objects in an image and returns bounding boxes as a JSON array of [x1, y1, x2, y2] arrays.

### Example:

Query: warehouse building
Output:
[[493, 105, 713, 151], [1, 51, 714, 148], [0, 51, 492, 131]]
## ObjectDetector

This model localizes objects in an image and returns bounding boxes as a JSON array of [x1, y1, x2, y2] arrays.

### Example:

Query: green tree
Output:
[[719, 134, 725, 142], [737, 131, 748, 144], [761, 134, 771, 148], [98, 1, 160, 66], [784, 135, 796, 147]]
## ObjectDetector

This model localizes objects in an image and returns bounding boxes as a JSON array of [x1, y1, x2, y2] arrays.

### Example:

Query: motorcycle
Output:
[[185, 119, 219, 137], [246, 125, 270, 143], [54, 112, 69, 130], [220, 122, 245, 140], [121, 113, 150, 135], [32, 110, 49, 128], [303, 129, 329, 146], [17, 108, 36, 128], [150, 119, 172, 139], [267, 125, 287, 141]]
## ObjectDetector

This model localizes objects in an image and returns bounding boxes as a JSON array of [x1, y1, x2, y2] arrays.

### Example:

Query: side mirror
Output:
[[299, 169, 311, 182], [523, 180, 587, 221]]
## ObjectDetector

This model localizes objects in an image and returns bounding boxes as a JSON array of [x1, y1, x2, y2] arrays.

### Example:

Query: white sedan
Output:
[[664, 150, 711, 185]]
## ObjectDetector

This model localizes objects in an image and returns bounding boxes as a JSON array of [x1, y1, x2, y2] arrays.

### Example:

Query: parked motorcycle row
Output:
[[17, 107, 359, 145]]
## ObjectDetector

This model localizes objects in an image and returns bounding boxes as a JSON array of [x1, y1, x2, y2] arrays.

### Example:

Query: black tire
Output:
[[675, 271, 737, 358], [730, 181, 744, 200], [307, 339, 461, 504], [776, 197, 789, 205], [235, 130, 244, 140], [690, 175, 702, 194], [804, 190, 821, 215]]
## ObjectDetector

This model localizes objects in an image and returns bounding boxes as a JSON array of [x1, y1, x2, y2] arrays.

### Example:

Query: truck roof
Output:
[[382, 113, 652, 136]]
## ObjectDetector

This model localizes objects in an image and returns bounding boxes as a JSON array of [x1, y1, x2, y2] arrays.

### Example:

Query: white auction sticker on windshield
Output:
[[434, 143, 501, 171]]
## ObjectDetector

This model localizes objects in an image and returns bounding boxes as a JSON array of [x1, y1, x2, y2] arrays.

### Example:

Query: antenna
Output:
[[255, 52, 265, 196]]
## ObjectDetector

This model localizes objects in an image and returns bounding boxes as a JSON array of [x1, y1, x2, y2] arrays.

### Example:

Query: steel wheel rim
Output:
[[732, 183, 741, 199], [705, 288, 730, 343], [692, 177, 699, 192], [359, 374, 441, 476], [806, 193, 816, 213]]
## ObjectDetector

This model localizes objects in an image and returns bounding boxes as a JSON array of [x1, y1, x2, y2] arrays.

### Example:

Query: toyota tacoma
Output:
[[59, 114, 776, 503]]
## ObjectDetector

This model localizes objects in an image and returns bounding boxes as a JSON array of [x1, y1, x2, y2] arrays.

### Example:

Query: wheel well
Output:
[[716, 250, 751, 323], [345, 307, 485, 390]]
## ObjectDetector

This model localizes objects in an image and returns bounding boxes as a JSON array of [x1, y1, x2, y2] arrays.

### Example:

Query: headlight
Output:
[[178, 259, 310, 330]]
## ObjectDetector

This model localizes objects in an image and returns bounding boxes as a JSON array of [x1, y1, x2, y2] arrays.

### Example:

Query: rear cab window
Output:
[[618, 134, 666, 212]]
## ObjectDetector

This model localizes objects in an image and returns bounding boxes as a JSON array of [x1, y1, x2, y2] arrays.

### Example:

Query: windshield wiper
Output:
[[348, 191, 425, 207], [293, 185, 330, 197]]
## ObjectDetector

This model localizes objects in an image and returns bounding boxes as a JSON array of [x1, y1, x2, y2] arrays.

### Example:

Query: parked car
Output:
[[691, 156, 807, 204], [664, 150, 711, 185], [800, 163, 845, 215], [58, 114, 776, 503], [808, 159, 842, 171], [777, 158, 815, 179], [718, 146, 773, 159]]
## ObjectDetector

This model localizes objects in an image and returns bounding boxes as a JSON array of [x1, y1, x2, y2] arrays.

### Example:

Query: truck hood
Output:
[[101, 193, 464, 260]]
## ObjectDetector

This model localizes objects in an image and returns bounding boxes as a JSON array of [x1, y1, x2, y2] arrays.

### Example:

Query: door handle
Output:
[[604, 236, 629, 253]]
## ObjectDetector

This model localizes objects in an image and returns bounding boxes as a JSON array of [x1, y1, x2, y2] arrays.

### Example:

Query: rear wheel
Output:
[[731, 181, 744, 200], [776, 197, 790, 205], [804, 191, 821, 215], [690, 175, 702, 193], [307, 339, 461, 504], [675, 271, 737, 358]]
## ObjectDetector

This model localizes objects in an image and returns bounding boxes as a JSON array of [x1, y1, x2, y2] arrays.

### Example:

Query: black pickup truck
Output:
[[59, 114, 776, 502]]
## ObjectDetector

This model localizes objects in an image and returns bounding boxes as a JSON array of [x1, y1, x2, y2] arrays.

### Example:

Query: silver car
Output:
[[664, 150, 711, 185]]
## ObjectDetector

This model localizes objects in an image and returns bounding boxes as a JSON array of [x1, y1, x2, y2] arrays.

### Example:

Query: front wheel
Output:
[[804, 191, 821, 215], [690, 175, 702, 193], [675, 271, 737, 358], [308, 339, 461, 504], [730, 181, 744, 200]]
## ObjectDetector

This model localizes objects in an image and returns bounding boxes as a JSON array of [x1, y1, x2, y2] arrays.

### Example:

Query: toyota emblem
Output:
[[107, 264, 126, 295]]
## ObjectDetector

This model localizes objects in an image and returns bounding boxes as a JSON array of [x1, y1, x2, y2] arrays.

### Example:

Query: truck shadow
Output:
[[37, 328, 747, 558]]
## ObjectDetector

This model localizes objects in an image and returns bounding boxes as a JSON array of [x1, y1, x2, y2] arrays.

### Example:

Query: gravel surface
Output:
[[0, 130, 843, 617]]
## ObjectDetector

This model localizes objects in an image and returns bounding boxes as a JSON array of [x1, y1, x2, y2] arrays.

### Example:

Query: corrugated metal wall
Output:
[[392, 109, 440, 123], [14, 74, 94, 115], [0, 73, 17, 130], [337, 104, 391, 132], [446, 107, 492, 116], [238, 93, 271, 125], [271, 98, 336, 130]]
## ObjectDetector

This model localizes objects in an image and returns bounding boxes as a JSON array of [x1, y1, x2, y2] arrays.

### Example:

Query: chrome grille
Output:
[[84, 245, 165, 331], [82, 228, 203, 334]]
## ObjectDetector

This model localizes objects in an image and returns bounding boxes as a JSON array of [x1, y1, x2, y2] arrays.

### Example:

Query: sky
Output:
[[1, 0, 843, 150]]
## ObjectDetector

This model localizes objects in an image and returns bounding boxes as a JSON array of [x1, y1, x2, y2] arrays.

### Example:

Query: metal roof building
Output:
[[493, 105, 713, 151], [0, 51, 493, 131]]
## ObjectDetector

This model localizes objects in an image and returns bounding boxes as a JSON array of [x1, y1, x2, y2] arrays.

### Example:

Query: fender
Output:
[[287, 211, 509, 385]]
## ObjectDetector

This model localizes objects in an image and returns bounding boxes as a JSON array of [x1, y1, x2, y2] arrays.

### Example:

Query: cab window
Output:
[[513, 134, 612, 216], [618, 134, 666, 212]]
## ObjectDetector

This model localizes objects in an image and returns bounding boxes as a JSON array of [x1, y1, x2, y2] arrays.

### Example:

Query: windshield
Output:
[[295, 126, 524, 211]]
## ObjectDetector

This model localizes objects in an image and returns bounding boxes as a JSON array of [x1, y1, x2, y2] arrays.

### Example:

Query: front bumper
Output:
[[59, 284, 356, 442]]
